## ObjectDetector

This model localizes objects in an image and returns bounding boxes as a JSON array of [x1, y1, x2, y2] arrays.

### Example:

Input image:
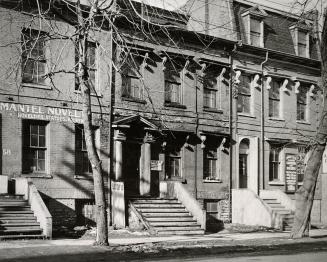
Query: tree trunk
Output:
[[76, 0, 108, 245], [291, 8, 327, 238]]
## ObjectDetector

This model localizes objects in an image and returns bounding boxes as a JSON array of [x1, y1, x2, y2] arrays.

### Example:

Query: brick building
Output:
[[0, 0, 326, 237]]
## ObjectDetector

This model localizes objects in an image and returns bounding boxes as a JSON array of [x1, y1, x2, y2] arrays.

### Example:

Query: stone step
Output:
[[153, 225, 202, 231], [0, 234, 45, 240], [137, 208, 187, 213], [0, 218, 37, 223], [150, 221, 198, 227], [146, 217, 195, 222], [133, 203, 183, 208], [0, 211, 34, 215], [0, 206, 31, 210], [142, 211, 191, 217], [0, 227, 42, 235], [0, 194, 25, 200], [0, 222, 40, 227], [132, 199, 179, 204], [157, 229, 204, 236]]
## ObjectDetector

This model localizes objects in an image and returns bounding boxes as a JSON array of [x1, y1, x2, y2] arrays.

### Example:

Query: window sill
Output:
[[268, 117, 285, 122], [22, 83, 52, 90], [164, 102, 187, 109], [203, 179, 222, 183], [296, 120, 310, 125], [74, 90, 103, 98], [203, 107, 223, 114], [237, 113, 256, 118], [22, 173, 53, 179], [122, 96, 146, 104], [268, 180, 284, 186]]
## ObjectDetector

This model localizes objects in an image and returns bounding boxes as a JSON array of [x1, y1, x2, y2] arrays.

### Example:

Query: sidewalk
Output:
[[1, 229, 327, 261]]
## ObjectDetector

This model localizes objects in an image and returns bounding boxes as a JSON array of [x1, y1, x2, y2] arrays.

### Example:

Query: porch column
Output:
[[114, 129, 126, 181], [140, 132, 155, 196]]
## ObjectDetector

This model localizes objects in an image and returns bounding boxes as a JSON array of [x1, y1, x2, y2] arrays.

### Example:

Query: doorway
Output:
[[124, 141, 141, 196], [239, 139, 249, 189]]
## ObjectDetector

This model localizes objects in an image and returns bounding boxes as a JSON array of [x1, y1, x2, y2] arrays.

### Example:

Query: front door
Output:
[[124, 142, 141, 196], [239, 154, 248, 188]]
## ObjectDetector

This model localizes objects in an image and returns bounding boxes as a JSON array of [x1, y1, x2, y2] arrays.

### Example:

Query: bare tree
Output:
[[291, 3, 327, 238]]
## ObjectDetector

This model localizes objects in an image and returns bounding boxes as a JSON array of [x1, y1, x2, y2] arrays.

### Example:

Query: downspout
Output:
[[229, 43, 237, 222], [260, 51, 269, 195], [195, 64, 199, 199]]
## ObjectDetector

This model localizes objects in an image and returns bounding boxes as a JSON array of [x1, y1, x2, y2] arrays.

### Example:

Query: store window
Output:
[[237, 75, 252, 114], [22, 120, 48, 174], [21, 29, 47, 85]]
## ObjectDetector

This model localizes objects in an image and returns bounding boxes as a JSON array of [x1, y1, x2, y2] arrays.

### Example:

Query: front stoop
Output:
[[0, 194, 45, 240], [262, 198, 294, 231], [130, 198, 205, 236]]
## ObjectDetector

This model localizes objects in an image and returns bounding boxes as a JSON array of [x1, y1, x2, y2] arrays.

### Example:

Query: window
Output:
[[203, 75, 219, 109], [164, 62, 182, 105], [204, 148, 220, 181], [75, 125, 92, 175], [166, 146, 181, 178], [297, 86, 308, 121], [269, 80, 280, 118], [237, 75, 252, 114], [205, 200, 219, 224], [121, 55, 142, 100], [298, 30, 308, 58], [165, 80, 181, 104], [22, 29, 46, 85], [250, 17, 262, 47], [122, 74, 142, 99], [75, 41, 98, 93], [23, 121, 47, 173], [269, 145, 281, 181]]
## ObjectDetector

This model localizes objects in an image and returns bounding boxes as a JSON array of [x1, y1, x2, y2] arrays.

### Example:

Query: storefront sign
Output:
[[296, 153, 305, 182], [218, 200, 231, 223], [285, 154, 298, 193], [151, 160, 163, 171], [0, 102, 83, 124], [322, 148, 327, 173]]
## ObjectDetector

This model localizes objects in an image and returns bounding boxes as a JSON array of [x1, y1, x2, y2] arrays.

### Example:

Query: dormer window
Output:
[[241, 5, 267, 48], [290, 25, 310, 58], [250, 17, 263, 47]]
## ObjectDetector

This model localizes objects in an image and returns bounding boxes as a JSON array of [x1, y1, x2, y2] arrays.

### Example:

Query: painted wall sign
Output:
[[285, 153, 298, 193], [2, 149, 11, 156], [151, 160, 163, 171], [0, 102, 83, 124]]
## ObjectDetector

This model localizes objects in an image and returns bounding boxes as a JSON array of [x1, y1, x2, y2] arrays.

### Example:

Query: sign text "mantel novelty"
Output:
[[0, 102, 83, 123]]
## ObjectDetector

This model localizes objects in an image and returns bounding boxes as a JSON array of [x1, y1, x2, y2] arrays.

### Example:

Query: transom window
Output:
[[23, 121, 47, 173], [250, 18, 262, 47], [268, 80, 281, 118], [297, 86, 308, 121], [22, 29, 47, 85], [269, 145, 281, 181], [237, 75, 252, 114]]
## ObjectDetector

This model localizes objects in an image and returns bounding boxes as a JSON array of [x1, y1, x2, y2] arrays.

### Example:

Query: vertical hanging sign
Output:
[[285, 154, 298, 193]]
